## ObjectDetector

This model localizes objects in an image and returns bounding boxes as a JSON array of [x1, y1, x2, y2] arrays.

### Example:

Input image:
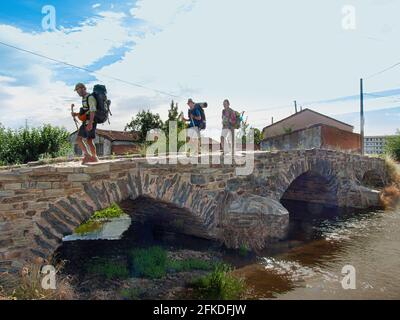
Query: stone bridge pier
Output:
[[0, 149, 390, 273]]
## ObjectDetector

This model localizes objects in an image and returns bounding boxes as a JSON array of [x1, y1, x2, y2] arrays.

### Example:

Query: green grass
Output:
[[130, 247, 168, 279], [191, 263, 246, 300], [86, 259, 130, 280], [130, 246, 215, 279], [74, 203, 125, 235]]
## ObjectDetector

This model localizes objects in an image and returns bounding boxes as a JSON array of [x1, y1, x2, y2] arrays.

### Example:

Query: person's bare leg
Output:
[[76, 136, 90, 163], [86, 138, 99, 162]]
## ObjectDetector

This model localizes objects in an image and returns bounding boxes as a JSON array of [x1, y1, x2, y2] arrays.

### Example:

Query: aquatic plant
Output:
[[191, 263, 246, 300]]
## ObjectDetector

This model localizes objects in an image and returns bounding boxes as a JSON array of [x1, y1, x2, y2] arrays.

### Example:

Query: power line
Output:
[[0, 40, 181, 99], [365, 61, 400, 80]]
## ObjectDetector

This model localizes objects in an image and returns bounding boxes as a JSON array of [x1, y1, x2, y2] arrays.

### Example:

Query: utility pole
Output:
[[294, 100, 298, 113], [271, 117, 274, 124], [360, 78, 365, 155]]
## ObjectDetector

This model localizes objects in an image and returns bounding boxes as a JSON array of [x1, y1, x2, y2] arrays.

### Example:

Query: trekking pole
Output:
[[71, 104, 79, 130]]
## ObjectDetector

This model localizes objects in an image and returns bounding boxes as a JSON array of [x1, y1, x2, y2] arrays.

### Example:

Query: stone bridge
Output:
[[0, 149, 390, 273]]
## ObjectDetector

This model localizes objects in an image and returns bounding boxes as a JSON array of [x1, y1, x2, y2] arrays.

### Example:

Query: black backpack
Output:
[[91, 84, 112, 124]]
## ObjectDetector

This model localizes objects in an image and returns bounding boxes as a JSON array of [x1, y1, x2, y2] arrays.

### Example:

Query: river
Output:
[[57, 198, 400, 300]]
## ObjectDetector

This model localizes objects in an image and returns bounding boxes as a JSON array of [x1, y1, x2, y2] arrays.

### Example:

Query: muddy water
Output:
[[236, 200, 400, 300], [57, 198, 400, 300]]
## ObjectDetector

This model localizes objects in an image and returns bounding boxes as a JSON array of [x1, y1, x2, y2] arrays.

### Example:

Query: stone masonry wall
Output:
[[0, 149, 389, 274]]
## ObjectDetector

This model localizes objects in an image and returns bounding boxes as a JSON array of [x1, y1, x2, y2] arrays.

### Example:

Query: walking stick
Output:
[[71, 104, 79, 131]]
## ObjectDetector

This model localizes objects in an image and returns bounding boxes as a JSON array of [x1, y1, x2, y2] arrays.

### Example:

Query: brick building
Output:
[[261, 109, 361, 153]]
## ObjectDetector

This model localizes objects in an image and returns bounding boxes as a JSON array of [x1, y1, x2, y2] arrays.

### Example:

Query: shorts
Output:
[[186, 127, 201, 139], [78, 122, 97, 140]]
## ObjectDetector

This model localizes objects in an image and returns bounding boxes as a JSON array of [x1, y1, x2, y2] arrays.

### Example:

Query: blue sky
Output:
[[1, 0, 400, 137]]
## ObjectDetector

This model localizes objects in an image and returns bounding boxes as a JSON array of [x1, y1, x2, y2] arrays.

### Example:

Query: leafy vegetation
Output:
[[130, 246, 168, 279], [191, 263, 246, 300], [125, 110, 164, 143], [0, 123, 72, 166], [130, 246, 215, 279], [86, 259, 130, 280], [385, 131, 400, 161], [74, 203, 125, 235]]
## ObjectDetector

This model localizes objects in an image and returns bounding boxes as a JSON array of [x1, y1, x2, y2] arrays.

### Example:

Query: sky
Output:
[[1, 0, 400, 139]]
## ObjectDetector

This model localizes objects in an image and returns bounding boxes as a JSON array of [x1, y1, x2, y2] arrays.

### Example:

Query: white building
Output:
[[364, 135, 395, 155]]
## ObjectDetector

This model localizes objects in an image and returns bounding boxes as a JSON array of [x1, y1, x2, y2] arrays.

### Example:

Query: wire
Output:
[[0, 40, 181, 99], [365, 61, 400, 80]]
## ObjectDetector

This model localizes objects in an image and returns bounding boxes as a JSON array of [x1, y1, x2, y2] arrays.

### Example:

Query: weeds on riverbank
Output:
[[130, 246, 214, 279], [380, 155, 400, 209], [0, 263, 75, 300], [191, 263, 246, 300], [75, 203, 125, 235]]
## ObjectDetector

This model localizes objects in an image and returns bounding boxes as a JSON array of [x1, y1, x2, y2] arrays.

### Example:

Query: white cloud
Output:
[[0, 11, 131, 68], [92, 3, 101, 9], [130, 0, 196, 28]]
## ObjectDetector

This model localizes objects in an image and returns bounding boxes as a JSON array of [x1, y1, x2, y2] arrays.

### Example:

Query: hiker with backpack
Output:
[[182, 98, 207, 137], [221, 99, 241, 155], [71, 83, 111, 164]]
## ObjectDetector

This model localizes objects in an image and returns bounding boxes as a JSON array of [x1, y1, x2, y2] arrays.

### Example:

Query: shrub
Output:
[[87, 259, 129, 280], [0, 124, 71, 165], [191, 263, 246, 300]]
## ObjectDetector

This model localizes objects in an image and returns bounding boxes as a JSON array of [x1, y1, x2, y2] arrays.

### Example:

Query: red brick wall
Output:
[[321, 125, 361, 153], [111, 144, 141, 155]]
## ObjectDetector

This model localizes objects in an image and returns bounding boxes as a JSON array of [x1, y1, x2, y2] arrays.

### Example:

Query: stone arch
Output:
[[360, 169, 386, 189], [281, 170, 339, 207], [273, 158, 340, 204], [29, 176, 140, 264]]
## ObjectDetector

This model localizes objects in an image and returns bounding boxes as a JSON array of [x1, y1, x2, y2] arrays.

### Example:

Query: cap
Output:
[[74, 83, 86, 91], [187, 98, 194, 104]]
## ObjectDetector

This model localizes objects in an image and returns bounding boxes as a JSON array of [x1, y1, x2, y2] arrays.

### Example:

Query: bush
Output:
[[191, 263, 246, 300], [385, 132, 400, 161], [87, 259, 129, 280], [0, 124, 72, 165]]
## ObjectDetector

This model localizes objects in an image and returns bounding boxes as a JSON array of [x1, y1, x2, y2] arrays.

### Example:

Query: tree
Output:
[[125, 110, 164, 143], [385, 130, 400, 161], [163, 100, 186, 137]]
